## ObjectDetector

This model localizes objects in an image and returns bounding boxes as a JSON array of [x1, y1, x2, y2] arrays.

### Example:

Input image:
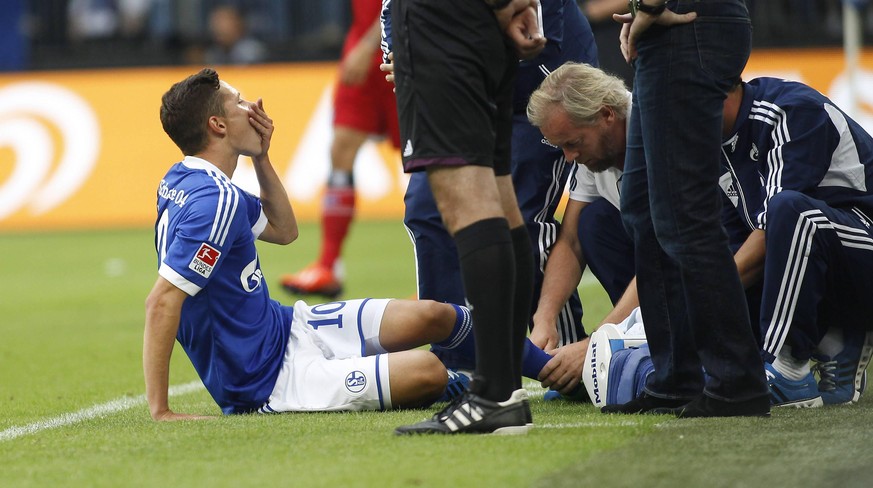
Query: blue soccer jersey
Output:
[[721, 77, 873, 232], [155, 156, 292, 414]]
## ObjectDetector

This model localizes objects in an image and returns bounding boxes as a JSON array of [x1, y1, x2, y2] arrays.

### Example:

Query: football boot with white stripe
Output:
[[765, 363, 823, 408], [813, 331, 873, 405], [395, 388, 530, 435]]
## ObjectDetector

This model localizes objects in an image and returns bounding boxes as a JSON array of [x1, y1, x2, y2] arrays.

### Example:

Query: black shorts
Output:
[[392, 0, 516, 176]]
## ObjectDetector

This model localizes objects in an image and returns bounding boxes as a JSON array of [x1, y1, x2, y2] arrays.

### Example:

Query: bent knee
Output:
[[768, 190, 817, 218], [419, 300, 458, 338], [387, 350, 449, 408], [412, 350, 449, 394]]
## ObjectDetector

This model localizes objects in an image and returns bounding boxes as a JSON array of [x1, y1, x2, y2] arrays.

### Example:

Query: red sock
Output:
[[319, 186, 355, 269]]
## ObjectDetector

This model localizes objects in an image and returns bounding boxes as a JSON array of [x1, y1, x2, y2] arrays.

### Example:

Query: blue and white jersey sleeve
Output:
[[157, 156, 263, 296]]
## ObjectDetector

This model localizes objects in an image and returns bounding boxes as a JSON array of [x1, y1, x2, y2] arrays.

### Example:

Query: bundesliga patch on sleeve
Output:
[[189, 243, 221, 278]]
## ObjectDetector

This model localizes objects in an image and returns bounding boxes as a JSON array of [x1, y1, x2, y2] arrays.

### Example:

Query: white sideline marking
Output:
[[0, 381, 204, 442]]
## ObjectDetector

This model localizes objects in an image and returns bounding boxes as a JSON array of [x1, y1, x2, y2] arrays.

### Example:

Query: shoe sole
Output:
[[491, 425, 530, 435], [774, 396, 823, 408], [394, 424, 530, 436], [280, 284, 343, 298]]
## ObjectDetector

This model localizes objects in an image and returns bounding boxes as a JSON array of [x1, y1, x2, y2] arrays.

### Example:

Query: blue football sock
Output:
[[521, 340, 551, 379], [434, 305, 552, 381], [433, 304, 476, 362]]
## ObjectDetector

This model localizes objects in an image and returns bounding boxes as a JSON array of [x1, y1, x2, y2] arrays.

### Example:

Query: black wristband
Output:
[[485, 0, 513, 10], [628, 0, 666, 18]]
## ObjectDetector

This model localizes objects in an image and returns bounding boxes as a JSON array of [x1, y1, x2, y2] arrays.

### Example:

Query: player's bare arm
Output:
[[734, 229, 766, 288], [143, 278, 216, 421], [600, 277, 639, 325], [530, 198, 588, 351], [249, 98, 298, 245]]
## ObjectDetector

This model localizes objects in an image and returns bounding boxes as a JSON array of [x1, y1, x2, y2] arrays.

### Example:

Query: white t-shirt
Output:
[[568, 164, 622, 210]]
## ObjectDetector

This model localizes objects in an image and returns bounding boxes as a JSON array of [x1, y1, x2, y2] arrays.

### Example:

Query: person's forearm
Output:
[[734, 229, 766, 288], [252, 154, 298, 244], [535, 239, 585, 323], [584, 0, 630, 22], [143, 286, 183, 420], [601, 277, 638, 325]]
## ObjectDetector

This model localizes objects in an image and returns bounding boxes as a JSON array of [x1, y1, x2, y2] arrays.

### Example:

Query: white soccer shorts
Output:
[[259, 298, 393, 413]]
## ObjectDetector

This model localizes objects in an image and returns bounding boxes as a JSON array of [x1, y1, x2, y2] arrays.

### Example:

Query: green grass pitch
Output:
[[1, 221, 871, 487]]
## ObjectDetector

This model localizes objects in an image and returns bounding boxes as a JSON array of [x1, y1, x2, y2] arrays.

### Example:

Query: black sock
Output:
[[510, 225, 534, 390], [454, 217, 515, 401]]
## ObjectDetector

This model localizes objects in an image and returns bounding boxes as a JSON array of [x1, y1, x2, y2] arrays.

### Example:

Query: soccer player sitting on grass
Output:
[[144, 69, 553, 422]]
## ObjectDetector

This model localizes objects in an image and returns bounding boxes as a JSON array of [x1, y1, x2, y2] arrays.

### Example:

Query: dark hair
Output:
[[160, 68, 226, 155]]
